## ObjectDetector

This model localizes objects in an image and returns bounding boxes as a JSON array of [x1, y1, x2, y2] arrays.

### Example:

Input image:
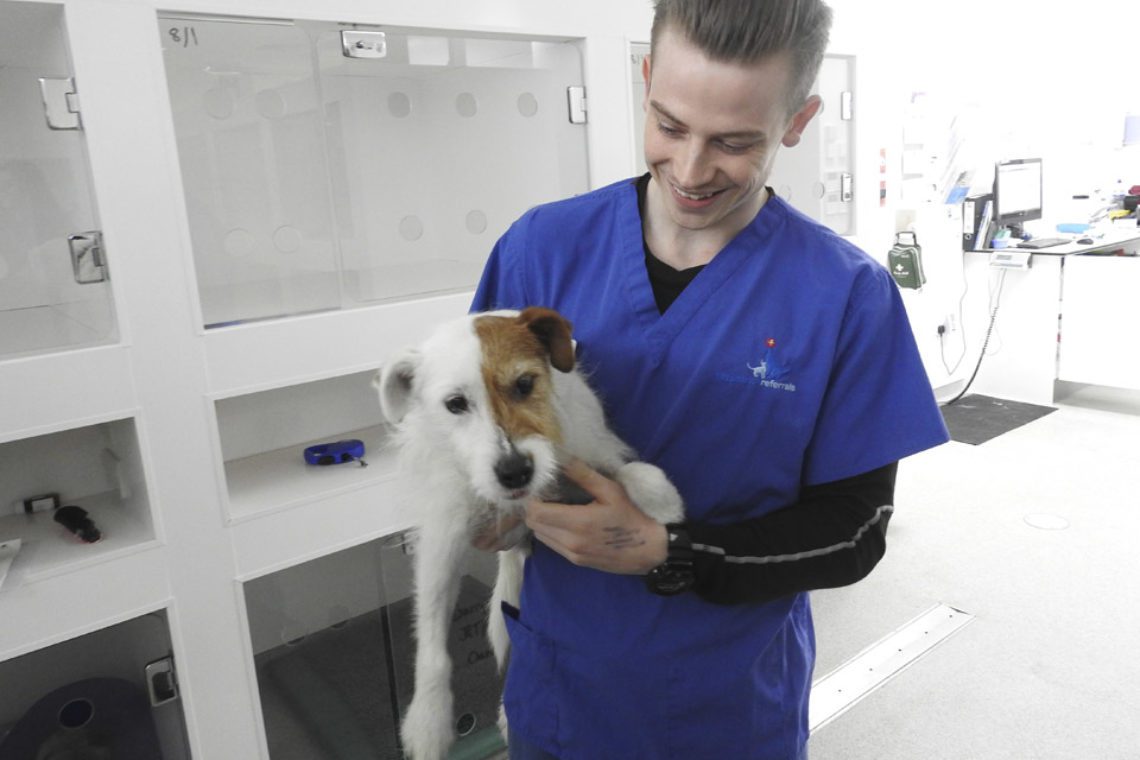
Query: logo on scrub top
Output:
[[745, 338, 796, 392]]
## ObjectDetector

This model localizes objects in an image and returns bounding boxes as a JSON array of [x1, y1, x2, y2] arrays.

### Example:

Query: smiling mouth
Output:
[[670, 182, 725, 208]]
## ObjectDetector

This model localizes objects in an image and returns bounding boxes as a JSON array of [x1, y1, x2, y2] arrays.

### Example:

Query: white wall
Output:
[[828, 0, 1140, 392]]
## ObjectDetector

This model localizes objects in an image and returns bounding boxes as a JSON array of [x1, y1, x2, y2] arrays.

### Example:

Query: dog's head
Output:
[[376, 307, 575, 505]]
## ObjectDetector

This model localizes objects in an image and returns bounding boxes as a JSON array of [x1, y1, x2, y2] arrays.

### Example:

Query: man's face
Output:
[[642, 26, 820, 236]]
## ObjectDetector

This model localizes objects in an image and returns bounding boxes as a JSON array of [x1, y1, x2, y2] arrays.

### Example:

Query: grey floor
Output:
[[809, 382, 1140, 759]]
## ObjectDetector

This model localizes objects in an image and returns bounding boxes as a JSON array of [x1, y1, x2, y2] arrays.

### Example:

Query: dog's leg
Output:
[[401, 513, 470, 760], [489, 544, 526, 672], [615, 461, 685, 525]]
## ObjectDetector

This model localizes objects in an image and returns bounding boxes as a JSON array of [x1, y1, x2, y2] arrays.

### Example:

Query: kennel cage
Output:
[[242, 531, 506, 759], [0, 0, 119, 362], [0, 611, 190, 760], [158, 15, 590, 328]]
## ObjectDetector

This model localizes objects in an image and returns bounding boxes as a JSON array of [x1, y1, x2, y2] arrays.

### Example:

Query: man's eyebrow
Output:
[[648, 100, 767, 141]]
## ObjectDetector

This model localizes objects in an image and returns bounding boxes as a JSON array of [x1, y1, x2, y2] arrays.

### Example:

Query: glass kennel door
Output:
[[242, 532, 506, 759], [0, 1, 117, 360], [160, 15, 590, 328]]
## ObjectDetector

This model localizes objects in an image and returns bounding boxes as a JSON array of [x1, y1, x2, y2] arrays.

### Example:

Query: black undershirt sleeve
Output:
[[684, 462, 898, 605]]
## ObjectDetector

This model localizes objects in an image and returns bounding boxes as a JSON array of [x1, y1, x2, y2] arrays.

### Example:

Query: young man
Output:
[[470, 0, 949, 757]]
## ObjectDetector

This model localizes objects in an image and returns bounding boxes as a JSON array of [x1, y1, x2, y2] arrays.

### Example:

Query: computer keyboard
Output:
[[1017, 237, 1069, 249]]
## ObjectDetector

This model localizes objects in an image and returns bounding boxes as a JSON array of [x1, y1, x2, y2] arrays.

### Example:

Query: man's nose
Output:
[[673, 139, 712, 189]]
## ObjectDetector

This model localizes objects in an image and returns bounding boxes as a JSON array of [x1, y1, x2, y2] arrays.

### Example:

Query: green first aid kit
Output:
[[888, 231, 926, 290]]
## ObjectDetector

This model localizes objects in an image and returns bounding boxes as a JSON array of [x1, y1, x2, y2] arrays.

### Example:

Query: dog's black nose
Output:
[[494, 452, 534, 490]]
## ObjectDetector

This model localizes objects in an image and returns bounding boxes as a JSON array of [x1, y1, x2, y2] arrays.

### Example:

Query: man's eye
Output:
[[514, 374, 536, 399], [445, 395, 469, 414], [657, 121, 682, 137]]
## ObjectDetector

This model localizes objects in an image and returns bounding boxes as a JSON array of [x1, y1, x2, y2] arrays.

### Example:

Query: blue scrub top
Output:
[[471, 178, 949, 759]]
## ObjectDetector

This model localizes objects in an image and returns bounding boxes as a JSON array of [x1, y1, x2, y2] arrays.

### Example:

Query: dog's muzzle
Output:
[[494, 450, 534, 490]]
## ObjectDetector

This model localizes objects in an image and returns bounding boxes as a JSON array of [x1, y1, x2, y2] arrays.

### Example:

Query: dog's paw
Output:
[[498, 701, 510, 743], [400, 691, 454, 760], [616, 461, 684, 524]]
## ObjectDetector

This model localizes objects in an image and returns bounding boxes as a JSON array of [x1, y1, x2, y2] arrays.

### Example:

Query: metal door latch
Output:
[[145, 656, 180, 706], [567, 86, 587, 124], [341, 30, 387, 59], [840, 91, 854, 121], [39, 77, 82, 130], [68, 231, 108, 284]]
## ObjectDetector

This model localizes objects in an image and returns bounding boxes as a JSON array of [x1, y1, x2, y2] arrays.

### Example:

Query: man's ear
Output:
[[781, 94, 823, 148], [375, 349, 421, 423], [642, 53, 652, 109], [517, 307, 575, 373]]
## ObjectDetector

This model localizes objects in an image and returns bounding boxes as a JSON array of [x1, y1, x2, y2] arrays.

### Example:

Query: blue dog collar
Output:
[[304, 439, 367, 466]]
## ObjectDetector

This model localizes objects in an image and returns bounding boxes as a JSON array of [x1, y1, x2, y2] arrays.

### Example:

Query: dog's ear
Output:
[[518, 307, 575, 373], [375, 349, 421, 423]]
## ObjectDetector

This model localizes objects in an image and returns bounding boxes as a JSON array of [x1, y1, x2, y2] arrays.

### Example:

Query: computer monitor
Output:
[[994, 158, 1043, 235]]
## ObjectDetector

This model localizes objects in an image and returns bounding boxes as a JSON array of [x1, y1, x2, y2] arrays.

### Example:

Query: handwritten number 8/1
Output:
[[168, 26, 199, 48]]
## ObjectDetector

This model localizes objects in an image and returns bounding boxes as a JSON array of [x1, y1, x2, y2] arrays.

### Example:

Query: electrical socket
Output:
[[945, 313, 959, 333]]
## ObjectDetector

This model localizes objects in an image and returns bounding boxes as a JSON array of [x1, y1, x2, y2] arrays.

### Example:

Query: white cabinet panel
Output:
[[1059, 255, 1140, 391]]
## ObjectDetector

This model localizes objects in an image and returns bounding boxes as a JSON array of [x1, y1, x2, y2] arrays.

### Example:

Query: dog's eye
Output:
[[514, 374, 536, 399], [444, 395, 470, 414]]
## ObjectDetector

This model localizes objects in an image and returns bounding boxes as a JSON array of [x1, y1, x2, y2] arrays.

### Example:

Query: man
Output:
[[471, 0, 949, 757]]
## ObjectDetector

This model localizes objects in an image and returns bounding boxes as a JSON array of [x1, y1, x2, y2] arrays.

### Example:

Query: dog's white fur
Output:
[[375, 308, 684, 760]]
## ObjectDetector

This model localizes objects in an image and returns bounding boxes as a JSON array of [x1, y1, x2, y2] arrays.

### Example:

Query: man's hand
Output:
[[525, 459, 668, 575], [471, 513, 526, 552]]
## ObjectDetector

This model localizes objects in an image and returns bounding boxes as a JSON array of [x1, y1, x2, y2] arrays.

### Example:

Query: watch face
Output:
[[647, 566, 694, 596]]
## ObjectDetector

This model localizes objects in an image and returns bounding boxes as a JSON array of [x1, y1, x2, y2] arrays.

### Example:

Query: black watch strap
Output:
[[645, 523, 695, 596]]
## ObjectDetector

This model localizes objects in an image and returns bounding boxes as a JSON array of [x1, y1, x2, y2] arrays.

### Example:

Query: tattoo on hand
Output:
[[603, 526, 646, 550]]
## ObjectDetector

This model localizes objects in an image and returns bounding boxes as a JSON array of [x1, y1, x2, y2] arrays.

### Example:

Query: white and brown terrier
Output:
[[375, 307, 684, 760]]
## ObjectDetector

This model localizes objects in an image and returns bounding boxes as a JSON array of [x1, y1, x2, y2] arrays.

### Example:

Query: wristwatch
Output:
[[645, 523, 695, 596]]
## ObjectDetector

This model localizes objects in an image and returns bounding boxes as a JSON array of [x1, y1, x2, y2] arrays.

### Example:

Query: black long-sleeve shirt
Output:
[[686, 463, 896, 604]]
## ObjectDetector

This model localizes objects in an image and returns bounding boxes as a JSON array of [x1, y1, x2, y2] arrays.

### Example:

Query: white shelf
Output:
[[0, 346, 135, 442], [203, 291, 470, 396], [230, 472, 418, 581], [0, 303, 115, 361], [224, 424, 399, 522], [0, 543, 169, 661], [0, 490, 157, 591]]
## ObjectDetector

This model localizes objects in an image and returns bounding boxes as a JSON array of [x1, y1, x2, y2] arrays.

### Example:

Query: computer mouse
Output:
[[1078, 237, 1095, 245]]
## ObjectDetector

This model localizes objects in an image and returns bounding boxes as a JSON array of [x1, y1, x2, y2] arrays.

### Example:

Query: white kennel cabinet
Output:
[[0, 1, 862, 757]]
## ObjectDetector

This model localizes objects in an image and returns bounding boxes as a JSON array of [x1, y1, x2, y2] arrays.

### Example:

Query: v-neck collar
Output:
[[617, 179, 784, 366]]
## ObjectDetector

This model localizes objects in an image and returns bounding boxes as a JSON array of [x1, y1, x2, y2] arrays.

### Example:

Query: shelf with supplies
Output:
[[0, 415, 159, 598], [210, 369, 403, 526]]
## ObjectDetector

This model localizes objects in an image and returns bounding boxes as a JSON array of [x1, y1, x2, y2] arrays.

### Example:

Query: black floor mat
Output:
[[941, 394, 1056, 445]]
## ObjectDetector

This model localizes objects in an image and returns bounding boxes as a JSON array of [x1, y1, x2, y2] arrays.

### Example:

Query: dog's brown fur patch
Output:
[[474, 313, 565, 445]]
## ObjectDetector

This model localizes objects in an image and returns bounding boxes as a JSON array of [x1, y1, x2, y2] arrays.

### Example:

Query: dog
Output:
[[375, 307, 684, 760]]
